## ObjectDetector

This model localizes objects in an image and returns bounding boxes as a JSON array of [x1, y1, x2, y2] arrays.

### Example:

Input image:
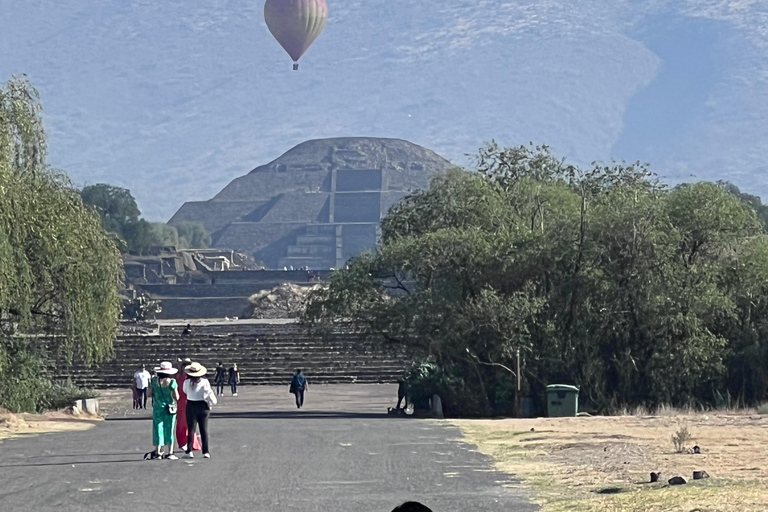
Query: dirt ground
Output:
[[0, 408, 99, 443], [454, 412, 768, 512]]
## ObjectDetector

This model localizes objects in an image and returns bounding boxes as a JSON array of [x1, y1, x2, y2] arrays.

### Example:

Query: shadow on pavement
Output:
[[17, 452, 142, 459], [105, 411, 390, 421], [212, 411, 389, 420], [0, 459, 143, 468]]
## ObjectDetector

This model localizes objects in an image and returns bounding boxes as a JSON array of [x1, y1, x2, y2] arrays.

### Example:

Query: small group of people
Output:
[[213, 362, 240, 396], [137, 363, 310, 460], [144, 359, 217, 460]]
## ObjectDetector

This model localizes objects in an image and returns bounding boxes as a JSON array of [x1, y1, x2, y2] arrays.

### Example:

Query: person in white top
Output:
[[182, 362, 217, 459], [133, 365, 151, 409]]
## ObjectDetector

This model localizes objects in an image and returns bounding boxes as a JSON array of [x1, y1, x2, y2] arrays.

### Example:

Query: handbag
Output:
[[166, 403, 177, 415]]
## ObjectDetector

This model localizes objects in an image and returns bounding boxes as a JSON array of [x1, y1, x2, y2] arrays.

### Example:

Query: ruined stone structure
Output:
[[169, 138, 452, 269]]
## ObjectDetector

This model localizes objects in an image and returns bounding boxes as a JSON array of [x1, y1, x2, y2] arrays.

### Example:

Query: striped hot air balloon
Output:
[[264, 0, 329, 70]]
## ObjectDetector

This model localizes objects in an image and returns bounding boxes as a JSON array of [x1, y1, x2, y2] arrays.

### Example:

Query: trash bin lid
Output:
[[546, 384, 579, 393]]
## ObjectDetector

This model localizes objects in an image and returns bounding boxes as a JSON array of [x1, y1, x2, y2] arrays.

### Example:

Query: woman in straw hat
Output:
[[183, 362, 217, 458], [147, 361, 180, 460]]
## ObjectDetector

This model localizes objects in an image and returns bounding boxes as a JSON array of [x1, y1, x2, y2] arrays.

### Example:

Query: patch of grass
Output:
[[454, 413, 768, 512]]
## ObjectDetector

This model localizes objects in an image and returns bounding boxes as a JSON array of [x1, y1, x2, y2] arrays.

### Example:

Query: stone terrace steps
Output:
[[53, 332, 407, 389]]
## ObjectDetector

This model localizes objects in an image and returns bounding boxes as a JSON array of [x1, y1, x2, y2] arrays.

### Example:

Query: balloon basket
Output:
[[293, 63, 299, 71]]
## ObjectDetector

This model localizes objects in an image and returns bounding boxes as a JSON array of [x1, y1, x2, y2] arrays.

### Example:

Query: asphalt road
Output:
[[0, 385, 535, 512]]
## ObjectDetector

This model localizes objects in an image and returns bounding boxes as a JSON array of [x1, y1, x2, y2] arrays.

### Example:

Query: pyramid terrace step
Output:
[[50, 328, 408, 389]]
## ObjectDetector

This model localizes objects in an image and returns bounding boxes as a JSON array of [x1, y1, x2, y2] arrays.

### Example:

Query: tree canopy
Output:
[[80, 183, 211, 253], [303, 143, 768, 416], [0, 77, 123, 410]]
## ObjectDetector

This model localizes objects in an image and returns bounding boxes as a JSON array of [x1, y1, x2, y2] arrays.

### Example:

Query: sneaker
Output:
[[184, 452, 194, 459], [180, 444, 187, 452], [165, 454, 178, 460], [233, 393, 238, 396], [203, 453, 211, 459]]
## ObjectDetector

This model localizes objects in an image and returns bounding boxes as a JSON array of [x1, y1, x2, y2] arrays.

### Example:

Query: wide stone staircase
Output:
[[50, 324, 407, 389]]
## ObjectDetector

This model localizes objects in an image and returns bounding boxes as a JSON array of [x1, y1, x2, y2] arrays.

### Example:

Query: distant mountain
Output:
[[169, 137, 451, 268], [2, 1, 767, 219]]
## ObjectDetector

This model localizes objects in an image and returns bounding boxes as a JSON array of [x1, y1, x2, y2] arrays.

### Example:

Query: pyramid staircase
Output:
[[49, 323, 407, 389]]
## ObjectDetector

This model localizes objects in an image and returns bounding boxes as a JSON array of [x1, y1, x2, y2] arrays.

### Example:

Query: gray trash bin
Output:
[[546, 384, 579, 417]]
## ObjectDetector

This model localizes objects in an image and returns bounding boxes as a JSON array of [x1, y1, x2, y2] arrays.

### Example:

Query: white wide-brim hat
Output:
[[154, 361, 178, 375], [184, 362, 207, 377]]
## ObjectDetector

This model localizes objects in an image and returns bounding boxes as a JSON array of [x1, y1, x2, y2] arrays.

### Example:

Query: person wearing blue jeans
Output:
[[290, 369, 308, 409]]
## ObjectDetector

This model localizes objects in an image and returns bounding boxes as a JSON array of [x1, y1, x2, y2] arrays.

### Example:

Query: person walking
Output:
[[148, 361, 179, 460], [131, 378, 139, 410], [133, 365, 151, 409], [175, 358, 201, 453], [214, 362, 227, 396], [183, 362, 217, 459], [396, 378, 408, 410], [290, 369, 308, 409], [228, 363, 240, 396]]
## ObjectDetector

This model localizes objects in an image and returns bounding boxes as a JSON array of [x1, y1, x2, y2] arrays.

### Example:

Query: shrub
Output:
[[672, 425, 693, 453], [405, 359, 513, 417], [0, 339, 97, 413], [0, 339, 50, 413], [38, 383, 98, 411]]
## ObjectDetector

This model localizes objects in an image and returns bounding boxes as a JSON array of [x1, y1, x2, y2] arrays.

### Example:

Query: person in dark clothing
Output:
[[228, 364, 240, 396], [214, 362, 227, 396], [391, 502, 432, 512], [290, 369, 308, 409], [182, 324, 192, 336], [396, 379, 408, 410]]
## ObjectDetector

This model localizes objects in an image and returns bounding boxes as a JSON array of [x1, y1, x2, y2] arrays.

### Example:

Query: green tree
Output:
[[149, 223, 180, 248], [80, 183, 141, 234], [79, 183, 160, 254], [0, 77, 123, 411], [303, 143, 768, 416], [175, 221, 211, 249], [720, 181, 768, 231]]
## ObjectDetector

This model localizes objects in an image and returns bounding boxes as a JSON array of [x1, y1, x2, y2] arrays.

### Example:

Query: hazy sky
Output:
[[2, 0, 767, 220]]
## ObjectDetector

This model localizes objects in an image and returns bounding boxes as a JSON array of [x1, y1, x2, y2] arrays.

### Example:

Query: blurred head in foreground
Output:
[[391, 502, 432, 512]]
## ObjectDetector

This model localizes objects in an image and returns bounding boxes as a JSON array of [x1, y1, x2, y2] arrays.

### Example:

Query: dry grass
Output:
[[453, 413, 768, 512], [0, 408, 98, 443]]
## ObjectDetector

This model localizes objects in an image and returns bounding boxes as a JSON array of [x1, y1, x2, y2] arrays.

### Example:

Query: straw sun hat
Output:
[[184, 362, 208, 378]]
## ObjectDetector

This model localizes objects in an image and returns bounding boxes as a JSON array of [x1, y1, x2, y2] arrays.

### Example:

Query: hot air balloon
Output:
[[264, 0, 328, 70]]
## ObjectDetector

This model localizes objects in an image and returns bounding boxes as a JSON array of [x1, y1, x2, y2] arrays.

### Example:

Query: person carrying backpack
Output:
[[289, 369, 308, 409]]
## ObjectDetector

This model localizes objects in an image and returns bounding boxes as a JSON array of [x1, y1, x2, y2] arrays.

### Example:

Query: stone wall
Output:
[[155, 297, 252, 319]]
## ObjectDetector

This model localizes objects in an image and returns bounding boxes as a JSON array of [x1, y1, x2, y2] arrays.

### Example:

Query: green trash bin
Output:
[[546, 384, 579, 417]]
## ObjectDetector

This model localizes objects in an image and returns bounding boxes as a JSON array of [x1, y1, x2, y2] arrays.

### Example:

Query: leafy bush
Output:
[[0, 340, 97, 413], [405, 359, 514, 417], [0, 339, 50, 413], [38, 383, 98, 412]]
